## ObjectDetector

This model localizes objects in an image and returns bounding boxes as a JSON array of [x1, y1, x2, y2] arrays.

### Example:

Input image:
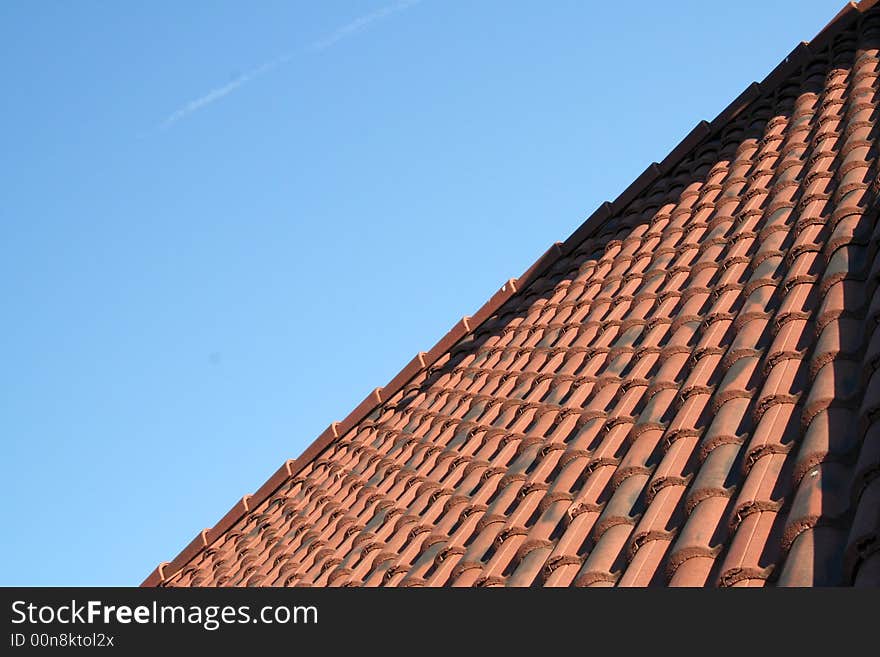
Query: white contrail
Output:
[[311, 0, 421, 51], [158, 53, 294, 129], [156, 1, 422, 130]]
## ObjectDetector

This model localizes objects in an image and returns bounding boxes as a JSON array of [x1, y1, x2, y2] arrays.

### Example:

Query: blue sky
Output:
[[1, 1, 843, 586]]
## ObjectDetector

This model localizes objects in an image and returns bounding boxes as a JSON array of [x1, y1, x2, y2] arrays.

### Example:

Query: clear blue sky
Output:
[[1, 0, 843, 586]]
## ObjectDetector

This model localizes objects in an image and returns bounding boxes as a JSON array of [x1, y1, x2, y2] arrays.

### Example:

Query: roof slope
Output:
[[146, 1, 880, 587]]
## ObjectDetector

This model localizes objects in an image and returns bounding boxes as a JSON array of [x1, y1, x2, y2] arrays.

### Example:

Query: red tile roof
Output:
[[145, 0, 880, 587]]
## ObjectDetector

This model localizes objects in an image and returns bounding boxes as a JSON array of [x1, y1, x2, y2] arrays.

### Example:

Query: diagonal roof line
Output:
[[142, 0, 879, 587]]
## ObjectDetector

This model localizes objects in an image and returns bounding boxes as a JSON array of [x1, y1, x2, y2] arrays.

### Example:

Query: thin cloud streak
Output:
[[156, 1, 422, 131], [158, 53, 294, 129], [311, 0, 421, 51]]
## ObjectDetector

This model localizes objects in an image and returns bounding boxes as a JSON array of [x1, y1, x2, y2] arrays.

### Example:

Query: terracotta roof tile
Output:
[[143, 0, 880, 588]]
